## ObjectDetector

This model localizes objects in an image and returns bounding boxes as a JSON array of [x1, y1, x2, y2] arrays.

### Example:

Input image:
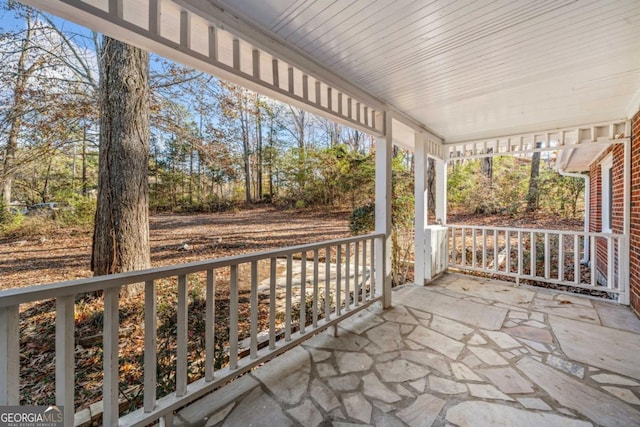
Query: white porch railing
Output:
[[447, 225, 627, 300], [0, 233, 384, 426]]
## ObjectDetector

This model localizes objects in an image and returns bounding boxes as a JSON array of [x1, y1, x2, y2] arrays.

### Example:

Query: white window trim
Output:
[[601, 154, 613, 233]]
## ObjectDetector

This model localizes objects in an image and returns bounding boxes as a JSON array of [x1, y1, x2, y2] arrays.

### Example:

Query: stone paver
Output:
[[594, 302, 640, 333], [429, 375, 467, 394], [179, 274, 640, 427], [222, 388, 292, 426], [533, 298, 599, 324], [309, 378, 341, 412], [518, 357, 640, 426], [517, 397, 552, 411], [504, 325, 553, 343], [446, 401, 592, 427], [468, 383, 514, 401], [476, 367, 534, 394], [336, 351, 373, 373], [483, 330, 521, 349], [287, 399, 323, 427], [396, 286, 508, 330], [450, 362, 483, 381], [326, 374, 360, 391], [468, 346, 509, 365], [546, 354, 585, 378], [342, 392, 372, 424], [407, 326, 464, 359], [251, 346, 310, 405], [467, 333, 487, 345], [550, 314, 640, 379], [362, 373, 402, 403], [430, 315, 474, 340], [396, 394, 445, 427], [591, 373, 640, 386], [375, 359, 429, 383], [602, 386, 640, 405]]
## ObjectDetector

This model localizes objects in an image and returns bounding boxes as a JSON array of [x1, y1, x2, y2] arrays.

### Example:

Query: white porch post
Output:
[[435, 157, 448, 273], [435, 158, 447, 224], [375, 112, 393, 308], [414, 133, 428, 286]]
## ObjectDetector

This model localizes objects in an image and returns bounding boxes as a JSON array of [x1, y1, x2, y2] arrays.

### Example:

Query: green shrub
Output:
[[56, 197, 96, 226], [349, 203, 375, 235], [0, 215, 59, 239]]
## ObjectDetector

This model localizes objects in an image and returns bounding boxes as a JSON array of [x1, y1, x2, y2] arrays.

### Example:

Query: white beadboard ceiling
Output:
[[211, 0, 640, 143]]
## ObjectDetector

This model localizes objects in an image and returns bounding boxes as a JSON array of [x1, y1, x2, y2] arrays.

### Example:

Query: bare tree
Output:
[[526, 142, 542, 212], [0, 4, 99, 207], [1, 7, 39, 207]]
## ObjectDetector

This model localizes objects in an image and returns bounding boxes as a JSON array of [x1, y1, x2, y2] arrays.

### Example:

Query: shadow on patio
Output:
[[175, 274, 640, 427]]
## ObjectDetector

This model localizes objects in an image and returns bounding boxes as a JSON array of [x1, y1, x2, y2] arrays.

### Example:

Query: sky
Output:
[[0, 2, 98, 50]]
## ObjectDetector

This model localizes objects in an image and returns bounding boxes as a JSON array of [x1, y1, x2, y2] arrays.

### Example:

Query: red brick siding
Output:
[[597, 110, 640, 314], [631, 110, 640, 315], [589, 144, 624, 280]]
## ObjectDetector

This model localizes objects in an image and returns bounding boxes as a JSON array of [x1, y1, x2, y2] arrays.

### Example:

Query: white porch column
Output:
[[435, 158, 447, 224], [414, 133, 428, 286], [375, 113, 393, 308]]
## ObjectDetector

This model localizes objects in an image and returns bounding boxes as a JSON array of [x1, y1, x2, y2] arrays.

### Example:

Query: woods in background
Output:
[[0, 3, 378, 219], [0, 2, 583, 235]]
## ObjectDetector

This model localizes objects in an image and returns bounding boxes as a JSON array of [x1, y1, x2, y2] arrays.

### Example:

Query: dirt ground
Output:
[[448, 212, 583, 231], [0, 209, 582, 291], [0, 207, 352, 290]]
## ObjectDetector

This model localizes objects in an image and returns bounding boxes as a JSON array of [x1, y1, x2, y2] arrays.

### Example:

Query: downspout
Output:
[[558, 169, 590, 264]]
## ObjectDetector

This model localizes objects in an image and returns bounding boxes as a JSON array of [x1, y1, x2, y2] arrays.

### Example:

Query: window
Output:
[[601, 154, 613, 232]]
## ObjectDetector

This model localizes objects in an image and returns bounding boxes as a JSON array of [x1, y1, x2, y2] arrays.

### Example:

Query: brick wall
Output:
[[631, 110, 640, 314], [588, 111, 640, 315], [589, 144, 624, 281]]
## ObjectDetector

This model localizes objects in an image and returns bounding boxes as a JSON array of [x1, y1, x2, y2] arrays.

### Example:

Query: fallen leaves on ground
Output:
[[1, 206, 352, 412]]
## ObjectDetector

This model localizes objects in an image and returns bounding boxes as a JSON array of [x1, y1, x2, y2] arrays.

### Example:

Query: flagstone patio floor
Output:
[[175, 273, 640, 427]]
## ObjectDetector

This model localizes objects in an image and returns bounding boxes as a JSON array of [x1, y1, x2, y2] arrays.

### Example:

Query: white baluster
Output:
[[56, 295, 75, 423], [300, 252, 307, 334], [176, 274, 188, 397], [286, 255, 293, 341], [144, 280, 157, 410], [103, 287, 120, 426], [229, 266, 238, 369], [250, 261, 259, 356], [205, 271, 215, 381]]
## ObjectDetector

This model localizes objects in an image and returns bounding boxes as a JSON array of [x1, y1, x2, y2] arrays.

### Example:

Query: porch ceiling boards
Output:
[[201, 0, 640, 143]]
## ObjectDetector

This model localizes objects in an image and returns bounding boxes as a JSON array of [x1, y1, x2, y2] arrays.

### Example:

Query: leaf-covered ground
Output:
[[0, 207, 352, 412], [0, 206, 352, 290]]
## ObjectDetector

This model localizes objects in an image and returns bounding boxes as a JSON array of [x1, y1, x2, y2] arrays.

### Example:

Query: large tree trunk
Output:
[[427, 157, 436, 215], [481, 148, 493, 186], [92, 36, 150, 295], [526, 142, 542, 212]]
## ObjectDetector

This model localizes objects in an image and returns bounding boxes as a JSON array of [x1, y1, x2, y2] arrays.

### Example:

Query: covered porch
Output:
[[170, 274, 640, 426], [2, 0, 640, 425]]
